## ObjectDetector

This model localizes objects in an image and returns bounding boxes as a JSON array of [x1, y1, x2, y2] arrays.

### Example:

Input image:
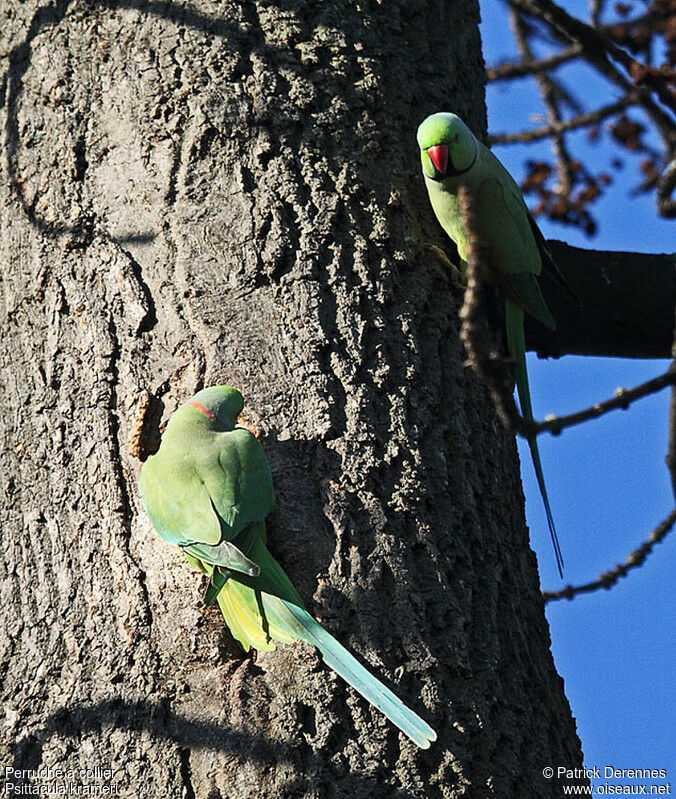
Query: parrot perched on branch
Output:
[[139, 385, 436, 749], [417, 111, 573, 578]]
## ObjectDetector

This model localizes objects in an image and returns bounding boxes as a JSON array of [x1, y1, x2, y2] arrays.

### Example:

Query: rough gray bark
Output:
[[0, 1, 586, 797]]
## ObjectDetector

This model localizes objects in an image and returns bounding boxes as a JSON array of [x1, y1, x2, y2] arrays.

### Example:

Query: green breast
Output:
[[426, 178, 469, 262]]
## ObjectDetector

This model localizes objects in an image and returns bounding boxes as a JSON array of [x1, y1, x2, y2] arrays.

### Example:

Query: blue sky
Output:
[[479, 1, 674, 784]]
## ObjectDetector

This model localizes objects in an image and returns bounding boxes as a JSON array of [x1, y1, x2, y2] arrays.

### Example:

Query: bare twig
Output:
[[458, 189, 676, 438], [487, 44, 583, 81], [656, 158, 676, 218], [668, 332, 676, 504], [509, 0, 676, 117], [531, 366, 676, 437], [457, 186, 525, 432], [542, 509, 676, 603], [492, 0, 675, 234], [488, 8, 668, 82], [510, 6, 576, 194], [506, 0, 676, 159], [589, 0, 605, 29], [668, 383, 676, 502], [488, 96, 635, 144]]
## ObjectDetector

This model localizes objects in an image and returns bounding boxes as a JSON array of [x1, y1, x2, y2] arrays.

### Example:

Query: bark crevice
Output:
[[0, 1, 588, 796]]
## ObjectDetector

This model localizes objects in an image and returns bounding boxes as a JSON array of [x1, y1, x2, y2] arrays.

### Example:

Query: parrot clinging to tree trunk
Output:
[[417, 111, 572, 578], [139, 385, 436, 749]]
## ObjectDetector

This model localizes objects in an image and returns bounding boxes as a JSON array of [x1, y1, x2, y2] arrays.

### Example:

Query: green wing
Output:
[[181, 429, 273, 575], [473, 174, 540, 276], [201, 428, 275, 532], [474, 174, 555, 329], [140, 457, 222, 548], [499, 273, 555, 330], [139, 439, 262, 576], [526, 212, 580, 304]]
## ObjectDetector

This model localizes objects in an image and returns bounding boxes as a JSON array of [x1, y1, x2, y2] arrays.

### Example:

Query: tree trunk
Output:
[[0, 1, 586, 796]]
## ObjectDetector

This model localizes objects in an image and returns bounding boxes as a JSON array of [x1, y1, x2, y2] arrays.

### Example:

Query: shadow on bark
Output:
[[9, 699, 414, 797]]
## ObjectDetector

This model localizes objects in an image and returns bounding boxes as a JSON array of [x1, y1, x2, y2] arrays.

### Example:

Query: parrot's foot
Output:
[[424, 244, 465, 288]]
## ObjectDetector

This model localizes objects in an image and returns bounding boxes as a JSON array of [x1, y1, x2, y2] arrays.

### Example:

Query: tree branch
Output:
[[542, 509, 676, 603], [589, 0, 605, 29], [486, 10, 663, 82], [486, 44, 583, 81], [527, 241, 676, 359], [508, 0, 676, 117], [510, 7, 577, 195], [506, 0, 676, 182], [656, 158, 676, 218], [668, 382, 676, 504], [526, 366, 676, 437], [488, 96, 635, 144]]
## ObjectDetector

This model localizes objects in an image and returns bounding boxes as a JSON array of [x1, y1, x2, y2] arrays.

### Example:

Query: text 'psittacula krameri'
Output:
[[417, 111, 568, 577], [139, 385, 436, 749]]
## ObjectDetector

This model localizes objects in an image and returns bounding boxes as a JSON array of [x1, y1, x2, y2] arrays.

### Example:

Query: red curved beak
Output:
[[427, 145, 449, 175]]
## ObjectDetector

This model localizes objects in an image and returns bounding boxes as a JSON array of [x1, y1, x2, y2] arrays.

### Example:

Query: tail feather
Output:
[[215, 568, 295, 651], [187, 530, 437, 748], [505, 299, 564, 578], [279, 599, 437, 749]]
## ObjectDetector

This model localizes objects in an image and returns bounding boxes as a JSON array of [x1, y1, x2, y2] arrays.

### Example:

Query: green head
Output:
[[176, 385, 245, 431], [417, 112, 477, 181]]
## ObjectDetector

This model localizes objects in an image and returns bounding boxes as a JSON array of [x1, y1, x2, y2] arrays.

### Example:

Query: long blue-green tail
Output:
[[277, 598, 437, 749], [195, 530, 436, 749], [505, 299, 564, 577]]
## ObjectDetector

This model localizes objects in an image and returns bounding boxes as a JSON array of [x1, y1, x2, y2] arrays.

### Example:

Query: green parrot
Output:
[[417, 111, 571, 578], [139, 385, 436, 749]]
